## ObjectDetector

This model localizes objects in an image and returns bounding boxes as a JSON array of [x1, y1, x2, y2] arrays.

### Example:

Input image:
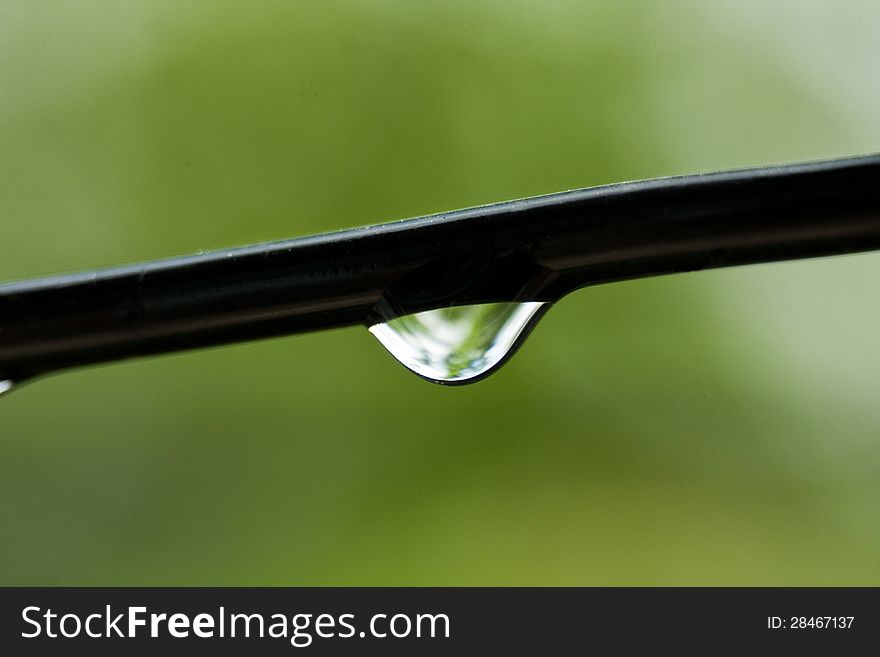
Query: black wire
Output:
[[2, 153, 879, 382]]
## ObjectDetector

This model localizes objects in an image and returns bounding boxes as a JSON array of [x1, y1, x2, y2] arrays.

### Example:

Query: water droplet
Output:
[[0, 380, 15, 396], [369, 301, 548, 384]]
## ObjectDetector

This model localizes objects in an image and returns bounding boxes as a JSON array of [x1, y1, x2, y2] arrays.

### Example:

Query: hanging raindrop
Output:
[[368, 301, 548, 384]]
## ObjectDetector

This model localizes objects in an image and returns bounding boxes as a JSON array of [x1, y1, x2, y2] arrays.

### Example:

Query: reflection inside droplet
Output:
[[0, 380, 14, 396], [369, 302, 548, 384]]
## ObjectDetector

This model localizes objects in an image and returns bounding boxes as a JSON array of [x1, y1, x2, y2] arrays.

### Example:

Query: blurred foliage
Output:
[[1, 0, 878, 584]]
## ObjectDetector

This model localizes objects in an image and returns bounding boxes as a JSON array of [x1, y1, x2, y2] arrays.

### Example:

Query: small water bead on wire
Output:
[[368, 302, 548, 384]]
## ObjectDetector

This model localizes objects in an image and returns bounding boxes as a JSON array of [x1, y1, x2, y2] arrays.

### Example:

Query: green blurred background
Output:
[[1, 1, 878, 585]]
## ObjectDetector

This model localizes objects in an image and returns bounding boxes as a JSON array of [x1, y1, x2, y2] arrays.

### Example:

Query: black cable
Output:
[[1, 153, 879, 383]]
